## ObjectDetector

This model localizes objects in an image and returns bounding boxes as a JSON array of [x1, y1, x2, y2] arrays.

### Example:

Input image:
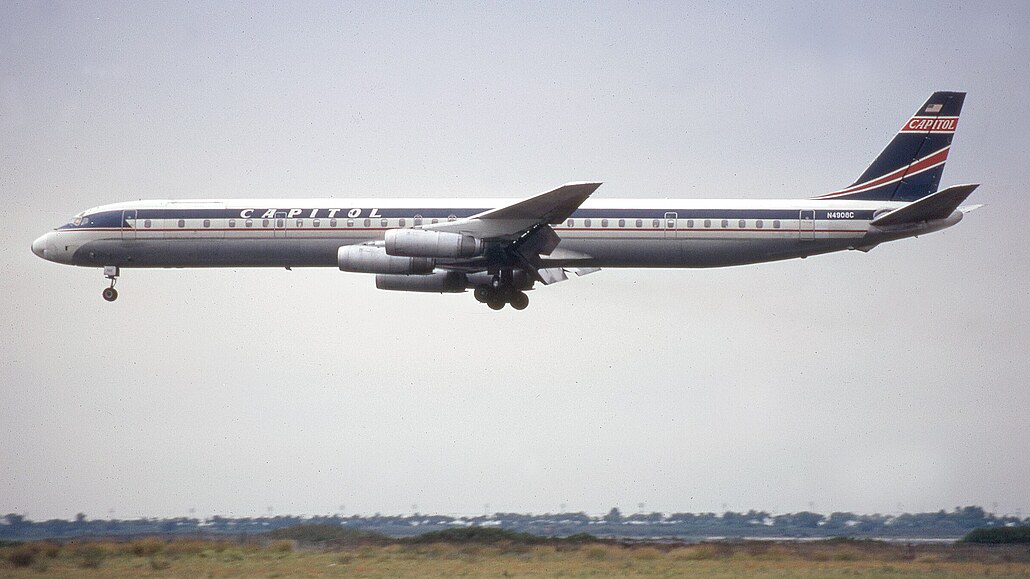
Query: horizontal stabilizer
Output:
[[871, 183, 979, 227]]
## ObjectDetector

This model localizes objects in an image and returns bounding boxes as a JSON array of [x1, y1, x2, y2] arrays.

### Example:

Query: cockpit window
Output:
[[71, 215, 87, 226]]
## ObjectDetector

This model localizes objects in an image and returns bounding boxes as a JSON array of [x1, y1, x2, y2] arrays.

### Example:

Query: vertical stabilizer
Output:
[[816, 92, 965, 201]]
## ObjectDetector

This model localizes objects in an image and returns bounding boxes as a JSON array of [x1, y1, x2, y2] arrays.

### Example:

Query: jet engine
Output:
[[385, 229, 482, 258], [338, 245, 434, 274], [376, 271, 468, 293]]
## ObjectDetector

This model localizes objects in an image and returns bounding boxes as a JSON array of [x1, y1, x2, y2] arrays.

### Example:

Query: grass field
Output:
[[3, 536, 1030, 577]]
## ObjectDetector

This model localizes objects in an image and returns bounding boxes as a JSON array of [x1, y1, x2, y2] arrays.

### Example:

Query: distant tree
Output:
[[963, 526, 1030, 544], [604, 508, 622, 524], [75, 513, 87, 524], [626, 512, 663, 523], [2, 514, 26, 527], [824, 512, 857, 530], [745, 510, 770, 524], [775, 511, 823, 529], [954, 506, 989, 527], [721, 511, 744, 527]]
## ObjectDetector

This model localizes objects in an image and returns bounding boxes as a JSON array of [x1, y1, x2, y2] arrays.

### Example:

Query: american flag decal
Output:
[[925, 103, 944, 113]]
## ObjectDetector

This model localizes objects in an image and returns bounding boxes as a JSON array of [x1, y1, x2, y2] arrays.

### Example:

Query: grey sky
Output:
[[2, 1, 1028, 520]]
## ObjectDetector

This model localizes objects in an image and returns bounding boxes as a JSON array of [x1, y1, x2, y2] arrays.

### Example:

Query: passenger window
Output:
[[296, 219, 304, 227], [245, 219, 253, 227], [566, 219, 574, 227], [203, 219, 211, 228], [652, 219, 660, 228], [364, 218, 371, 227], [228, 219, 236, 228], [144, 219, 152, 228], [584, 219, 592, 227], [431, 218, 439, 224], [330, 218, 337, 227], [262, 219, 269, 227], [313, 219, 320, 227], [667, 219, 675, 228], [686, 219, 694, 228], [178, 219, 185, 228], [380, 218, 388, 227], [721, 219, 728, 228], [618, 219, 625, 227], [276, 219, 284, 227], [398, 218, 406, 227], [773, 220, 781, 229], [347, 219, 354, 227], [601, 219, 609, 227], [756, 220, 764, 228], [738, 219, 745, 228], [414, 215, 422, 226], [635, 219, 643, 228], [447, 215, 456, 222], [704, 219, 711, 228]]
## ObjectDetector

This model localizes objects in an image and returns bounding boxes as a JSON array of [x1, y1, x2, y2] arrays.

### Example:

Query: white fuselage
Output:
[[31, 196, 960, 270]]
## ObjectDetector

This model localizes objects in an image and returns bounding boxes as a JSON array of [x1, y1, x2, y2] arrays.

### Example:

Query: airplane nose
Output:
[[31, 234, 49, 259]]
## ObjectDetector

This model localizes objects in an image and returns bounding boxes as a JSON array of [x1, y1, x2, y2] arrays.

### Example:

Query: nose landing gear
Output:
[[102, 266, 119, 302]]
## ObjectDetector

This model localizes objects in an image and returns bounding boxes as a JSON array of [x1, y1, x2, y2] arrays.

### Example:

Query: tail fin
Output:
[[816, 91, 965, 201]]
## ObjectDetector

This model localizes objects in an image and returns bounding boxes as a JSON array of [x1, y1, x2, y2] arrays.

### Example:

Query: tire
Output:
[[487, 300, 505, 310], [510, 291, 529, 310], [474, 287, 492, 303], [102, 287, 118, 302]]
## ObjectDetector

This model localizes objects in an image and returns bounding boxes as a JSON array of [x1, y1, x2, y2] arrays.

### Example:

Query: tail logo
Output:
[[901, 116, 958, 133]]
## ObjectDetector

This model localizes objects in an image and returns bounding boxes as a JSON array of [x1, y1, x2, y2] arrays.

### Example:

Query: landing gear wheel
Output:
[[509, 291, 529, 310], [474, 287, 492, 303], [487, 299, 506, 311], [102, 287, 118, 302]]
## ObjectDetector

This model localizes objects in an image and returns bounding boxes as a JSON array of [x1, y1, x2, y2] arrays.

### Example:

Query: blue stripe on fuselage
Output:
[[59, 208, 878, 229]]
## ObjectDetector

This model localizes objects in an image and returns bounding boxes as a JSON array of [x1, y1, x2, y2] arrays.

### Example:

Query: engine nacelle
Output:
[[338, 245, 434, 274], [376, 271, 468, 293], [385, 229, 483, 258]]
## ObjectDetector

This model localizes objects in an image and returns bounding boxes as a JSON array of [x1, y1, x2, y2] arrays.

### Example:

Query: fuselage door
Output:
[[799, 210, 815, 241], [121, 209, 137, 240], [274, 211, 288, 238], [664, 212, 678, 239]]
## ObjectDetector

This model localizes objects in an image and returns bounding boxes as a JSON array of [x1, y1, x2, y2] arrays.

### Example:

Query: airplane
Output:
[[32, 91, 980, 310]]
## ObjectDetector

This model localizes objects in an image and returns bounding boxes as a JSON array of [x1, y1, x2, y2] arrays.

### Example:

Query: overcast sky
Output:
[[2, 1, 1028, 520]]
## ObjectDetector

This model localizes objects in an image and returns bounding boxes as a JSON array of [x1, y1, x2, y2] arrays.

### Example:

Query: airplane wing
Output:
[[424, 182, 602, 283], [871, 183, 980, 227], [424, 182, 602, 240]]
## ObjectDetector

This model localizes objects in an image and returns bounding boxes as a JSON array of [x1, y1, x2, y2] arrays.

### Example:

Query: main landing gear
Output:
[[474, 286, 530, 311], [473, 269, 532, 311], [102, 266, 119, 302]]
